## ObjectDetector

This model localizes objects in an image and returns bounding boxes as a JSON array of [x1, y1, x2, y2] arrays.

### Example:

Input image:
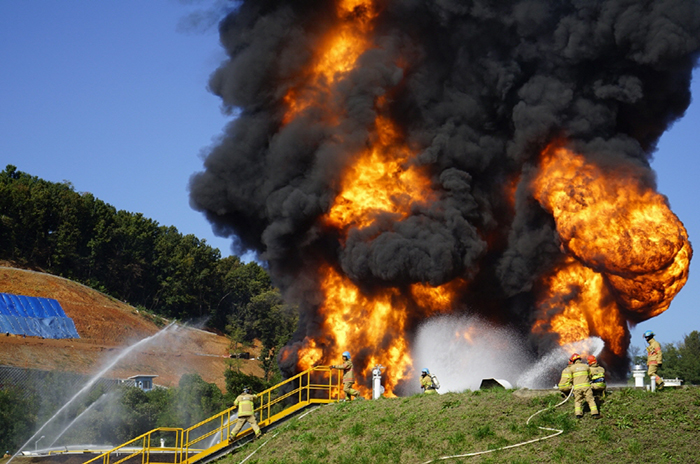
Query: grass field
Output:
[[220, 386, 700, 464]]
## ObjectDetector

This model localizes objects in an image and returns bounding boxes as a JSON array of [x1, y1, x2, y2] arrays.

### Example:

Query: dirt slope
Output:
[[0, 266, 262, 391]]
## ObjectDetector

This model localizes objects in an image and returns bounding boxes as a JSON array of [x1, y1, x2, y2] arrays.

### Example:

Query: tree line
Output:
[[0, 165, 297, 370], [0, 373, 228, 452], [631, 331, 700, 385]]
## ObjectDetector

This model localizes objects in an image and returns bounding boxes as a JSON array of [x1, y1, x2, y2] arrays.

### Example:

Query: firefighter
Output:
[[229, 386, 262, 441], [332, 351, 362, 400], [557, 361, 573, 397], [644, 330, 664, 390], [420, 368, 438, 394], [558, 353, 600, 419], [587, 355, 606, 403]]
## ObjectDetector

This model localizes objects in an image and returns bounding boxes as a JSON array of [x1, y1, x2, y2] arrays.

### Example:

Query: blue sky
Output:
[[1, 1, 698, 352]]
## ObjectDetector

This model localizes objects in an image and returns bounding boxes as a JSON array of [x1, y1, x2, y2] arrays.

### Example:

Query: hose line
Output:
[[421, 389, 573, 463]]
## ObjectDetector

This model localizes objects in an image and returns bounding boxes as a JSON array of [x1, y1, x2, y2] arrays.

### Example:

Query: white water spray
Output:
[[516, 337, 604, 389], [412, 315, 606, 392], [207, 413, 237, 448], [412, 315, 530, 393], [48, 391, 114, 447], [9, 322, 177, 462]]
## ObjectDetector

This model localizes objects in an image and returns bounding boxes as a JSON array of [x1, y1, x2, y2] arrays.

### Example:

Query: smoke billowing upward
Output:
[[190, 0, 699, 392]]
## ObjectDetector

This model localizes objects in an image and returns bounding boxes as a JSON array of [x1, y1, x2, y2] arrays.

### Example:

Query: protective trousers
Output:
[[574, 387, 598, 417], [647, 364, 664, 389], [229, 414, 261, 439], [343, 381, 360, 400]]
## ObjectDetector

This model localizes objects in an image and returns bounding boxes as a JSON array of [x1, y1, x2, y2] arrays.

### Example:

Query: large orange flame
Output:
[[295, 266, 461, 396], [282, 0, 691, 391], [282, 0, 378, 125], [282, 0, 451, 394], [326, 113, 434, 230], [532, 145, 691, 352]]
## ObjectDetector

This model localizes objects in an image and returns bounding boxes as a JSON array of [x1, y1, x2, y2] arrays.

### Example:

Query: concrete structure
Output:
[[632, 365, 646, 388]]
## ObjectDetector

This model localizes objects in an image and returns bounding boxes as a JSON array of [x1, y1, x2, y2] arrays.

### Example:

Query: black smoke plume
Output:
[[190, 0, 700, 385]]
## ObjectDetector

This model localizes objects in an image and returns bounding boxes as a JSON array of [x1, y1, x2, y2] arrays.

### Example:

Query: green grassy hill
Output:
[[222, 387, 700, 464]]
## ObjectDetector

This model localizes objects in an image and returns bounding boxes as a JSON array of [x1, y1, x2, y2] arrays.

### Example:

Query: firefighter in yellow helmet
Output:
[[332, 351, 362, 400], [557, 357, 573, 396], [420, 368, 438, 394], [229, 386, 262, 441], [644, 330, 664, 390], [558, 353, 600, 419], [587, 355, 606, 404]]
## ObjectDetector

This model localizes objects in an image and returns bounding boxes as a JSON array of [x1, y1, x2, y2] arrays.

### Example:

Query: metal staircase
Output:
[[82, 366, 343, 464]]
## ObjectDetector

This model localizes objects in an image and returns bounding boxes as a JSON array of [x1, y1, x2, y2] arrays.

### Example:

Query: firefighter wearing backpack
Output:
[[332, 351, 362, 400], [558, 353, 600, 419], [229, 386, 262, 440], [420, 368, 439, 394], [587, 355, 606, 402]]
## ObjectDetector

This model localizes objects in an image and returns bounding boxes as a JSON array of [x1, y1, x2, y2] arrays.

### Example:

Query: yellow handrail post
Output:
[[83, 366, 345, 464]]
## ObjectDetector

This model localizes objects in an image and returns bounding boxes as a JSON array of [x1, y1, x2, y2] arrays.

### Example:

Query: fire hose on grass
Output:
[[235, 390, 573, 464], [421, 389, 574, 463]]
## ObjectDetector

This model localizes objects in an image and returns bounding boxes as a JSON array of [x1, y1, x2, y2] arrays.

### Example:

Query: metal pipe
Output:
[[631, 365, 645, 388], [372, 365, 385, 399]]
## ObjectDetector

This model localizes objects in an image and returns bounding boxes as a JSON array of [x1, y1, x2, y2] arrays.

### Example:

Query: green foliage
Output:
[[0, 387, 38, 452], [167, 374, 225, 427], [472, 424, 495, 440], [217, 387, 700, 464], [0, 375, 225, 451], [348, 422, 365, 437], [0, 165, 275, 335], [224, 369, 270, 404], [674, 331, 700, 384], [634, 331, 700, 385]]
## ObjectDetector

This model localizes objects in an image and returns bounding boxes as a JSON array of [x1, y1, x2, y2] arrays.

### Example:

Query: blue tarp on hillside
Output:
[[0, 293, 80, 339]]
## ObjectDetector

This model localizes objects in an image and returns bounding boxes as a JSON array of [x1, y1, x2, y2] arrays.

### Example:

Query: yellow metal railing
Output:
[[82, 427, 184, 464], [83, 366, 343, 464]]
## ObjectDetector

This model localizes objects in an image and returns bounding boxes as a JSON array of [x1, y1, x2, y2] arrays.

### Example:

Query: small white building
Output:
[[123, 374, 158, 392]]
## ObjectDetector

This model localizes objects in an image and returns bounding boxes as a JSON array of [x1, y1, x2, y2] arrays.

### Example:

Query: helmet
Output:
[[243, 386, 251, 393], [342, 351, 351, 360], [569, 353, 581, 363], [587, 355, 597, 364], [421, 368, 430, 375], [643, 330, 654, 339]]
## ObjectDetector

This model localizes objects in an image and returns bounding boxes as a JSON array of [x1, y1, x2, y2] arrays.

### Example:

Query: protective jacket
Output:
[[559, 359, 591, 390], [589, 363, 606, 390], [333, 360, 355, 382], [234, 393, 257, 417], [646, 338, 663, 365], [420, 374, 436, 391]]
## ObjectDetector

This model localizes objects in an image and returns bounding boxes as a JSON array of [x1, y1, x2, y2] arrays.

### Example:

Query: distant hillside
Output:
[[221, 387, 700, 463], [0, 265, 263, 391]]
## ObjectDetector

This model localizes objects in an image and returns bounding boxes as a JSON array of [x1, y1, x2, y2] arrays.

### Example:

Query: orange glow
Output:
[[531, 144, 691, 353], [326, 115, 434, 230], [533, 258, 627, 355], [410, 280, 466, 315], [297, 338, 324, 371], [456, 326, 477, 344], [282, 0, 446, 394], [296, 266, 413, 396], [282, 0, 377, 125]]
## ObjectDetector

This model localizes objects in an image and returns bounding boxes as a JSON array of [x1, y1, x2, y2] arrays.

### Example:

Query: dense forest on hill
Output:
[[0, 166, 302, 452], [0, 165, 297, 356]]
